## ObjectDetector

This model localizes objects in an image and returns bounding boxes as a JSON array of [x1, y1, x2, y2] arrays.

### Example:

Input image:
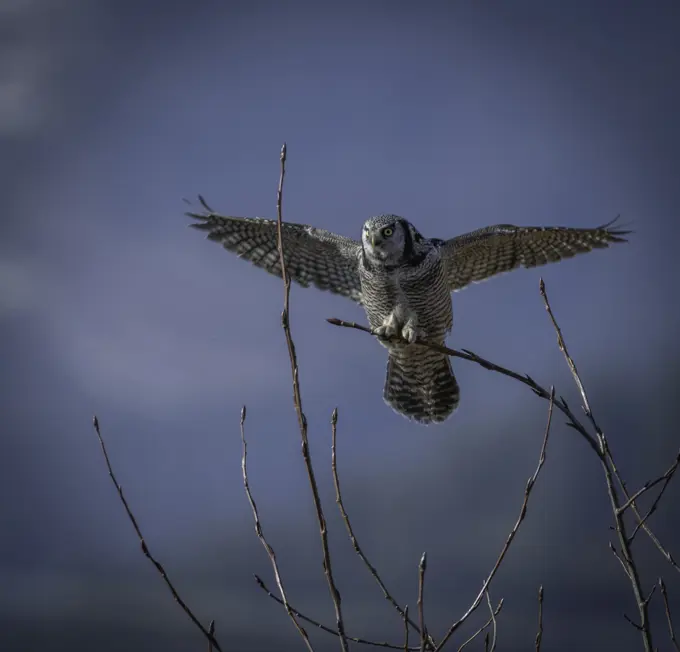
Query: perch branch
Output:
[[327, 318, 600, 458]]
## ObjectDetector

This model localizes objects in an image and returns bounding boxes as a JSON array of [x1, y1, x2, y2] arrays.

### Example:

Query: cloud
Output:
[[0, 0, 94, 138]]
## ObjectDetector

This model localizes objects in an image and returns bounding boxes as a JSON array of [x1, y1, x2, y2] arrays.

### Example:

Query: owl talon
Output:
[[401, 324, 423, 344], [374, 323, 398, 340]]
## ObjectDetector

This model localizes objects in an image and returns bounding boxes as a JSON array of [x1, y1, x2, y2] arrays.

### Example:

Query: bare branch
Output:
[[275, 144, 349, 652], [606, 448, 680, 575], [240, 407, 315, 651], [484, 591, 497, 652], [659, 578, 680, 651], [539, 279, 678, 573], [535, 586, 543, 652], [539, 279, 654, 652], [538, 278, 593, 419], [91, 416, 222, 652], [208, 620, 215, 652], [255, 575, 420, 651], [609, 542, 632, 581], [433, 389, 555, 652], [327, 318, 600, 458], [616, 473, 674, 516], [418, 553, 428, 652], [623, 613, 643, 631], [331, 408, 433, 648], [403, 606, 410, 652], [455, 600, 503, 652], [629, 453, 680, 542]]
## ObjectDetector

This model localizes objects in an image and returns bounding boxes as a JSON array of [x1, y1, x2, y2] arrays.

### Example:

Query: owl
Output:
[[187, 205, 628, 424]]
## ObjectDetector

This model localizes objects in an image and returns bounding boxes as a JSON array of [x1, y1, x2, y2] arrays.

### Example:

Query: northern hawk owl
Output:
[[187, 206, 627, 424]]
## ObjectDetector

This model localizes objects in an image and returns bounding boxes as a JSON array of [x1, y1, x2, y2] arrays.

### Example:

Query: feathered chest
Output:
[[358, 249, 452, 332]]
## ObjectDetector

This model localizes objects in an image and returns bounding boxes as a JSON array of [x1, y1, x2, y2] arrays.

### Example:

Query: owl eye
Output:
[[383, 227, 394, 237]]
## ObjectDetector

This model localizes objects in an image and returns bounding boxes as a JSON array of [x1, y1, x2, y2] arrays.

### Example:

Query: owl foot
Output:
[[374, 312, 401, 340], [401, 323, 424, 344], [373, 313, 422, 344]]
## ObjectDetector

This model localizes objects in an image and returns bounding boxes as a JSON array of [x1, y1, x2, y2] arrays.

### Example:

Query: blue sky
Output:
[[1, 1, 679, 650]]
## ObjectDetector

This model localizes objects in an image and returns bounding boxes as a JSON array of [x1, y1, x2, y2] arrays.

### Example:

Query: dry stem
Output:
[[255, 575, 422, 650], [455, 600, 503, 652], [418, 553, 428, 652], [331, 408, 434, 648], [240, 407, 314, 650], [659, 578, 680, 651], [91, 416, 222, 652], [539, 278, 653, 652], [535, 586, 543, 652], [403, 606, 410, 652], [484, 591, 497, 652], [431, 388, 554, 651], [275, 144, 349, 651]]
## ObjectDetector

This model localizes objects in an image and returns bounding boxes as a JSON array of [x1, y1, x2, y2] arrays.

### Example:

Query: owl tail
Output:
[[383, 347, 460, 424]]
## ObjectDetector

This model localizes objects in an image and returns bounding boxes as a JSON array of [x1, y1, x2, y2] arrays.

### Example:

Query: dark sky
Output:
[[1, 1, 679, 650]]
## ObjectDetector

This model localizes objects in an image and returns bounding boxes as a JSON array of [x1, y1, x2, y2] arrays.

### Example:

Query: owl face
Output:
[[362, 216, 409, 265]]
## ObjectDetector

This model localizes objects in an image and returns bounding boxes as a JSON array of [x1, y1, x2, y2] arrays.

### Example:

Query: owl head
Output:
[[361, 215, 427, 266]]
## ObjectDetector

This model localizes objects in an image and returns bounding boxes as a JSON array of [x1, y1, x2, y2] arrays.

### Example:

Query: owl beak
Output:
[[371, 233, 380, 247]]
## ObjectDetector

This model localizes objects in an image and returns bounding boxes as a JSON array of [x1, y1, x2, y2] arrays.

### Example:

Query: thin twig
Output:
[[240, 407, 314, 651], [331, 408, 434, 649], [208, 620, 215, 652], [91, 416, 222, 652], [623, 613, 643, 631], [629, 453, 680, 542], [539, 278, 654, 652], [432, 389, 555, 652], [659, 578, 680, 651], [418, 553, 427, 652], [404, 606, 410, 652], [609, 542, 632, 581], [606, 447, 680, 575], [455, 600, 503, 652], [275, 144, 349, 652], [484, 591, 497, 652], [535, 586, 543, 652], [255, 575, 421, 650], [616, 473, 673, 516], [540, 274, 670, 572]]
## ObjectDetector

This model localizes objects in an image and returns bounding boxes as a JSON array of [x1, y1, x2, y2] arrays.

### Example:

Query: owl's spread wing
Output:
[[440, 217, 630, 291], [187, 203, 363, 303]]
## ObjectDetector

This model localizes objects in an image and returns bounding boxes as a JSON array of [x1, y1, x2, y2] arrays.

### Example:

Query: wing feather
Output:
[[441, 217, 630, 291], [187, 203, 363, 303]]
